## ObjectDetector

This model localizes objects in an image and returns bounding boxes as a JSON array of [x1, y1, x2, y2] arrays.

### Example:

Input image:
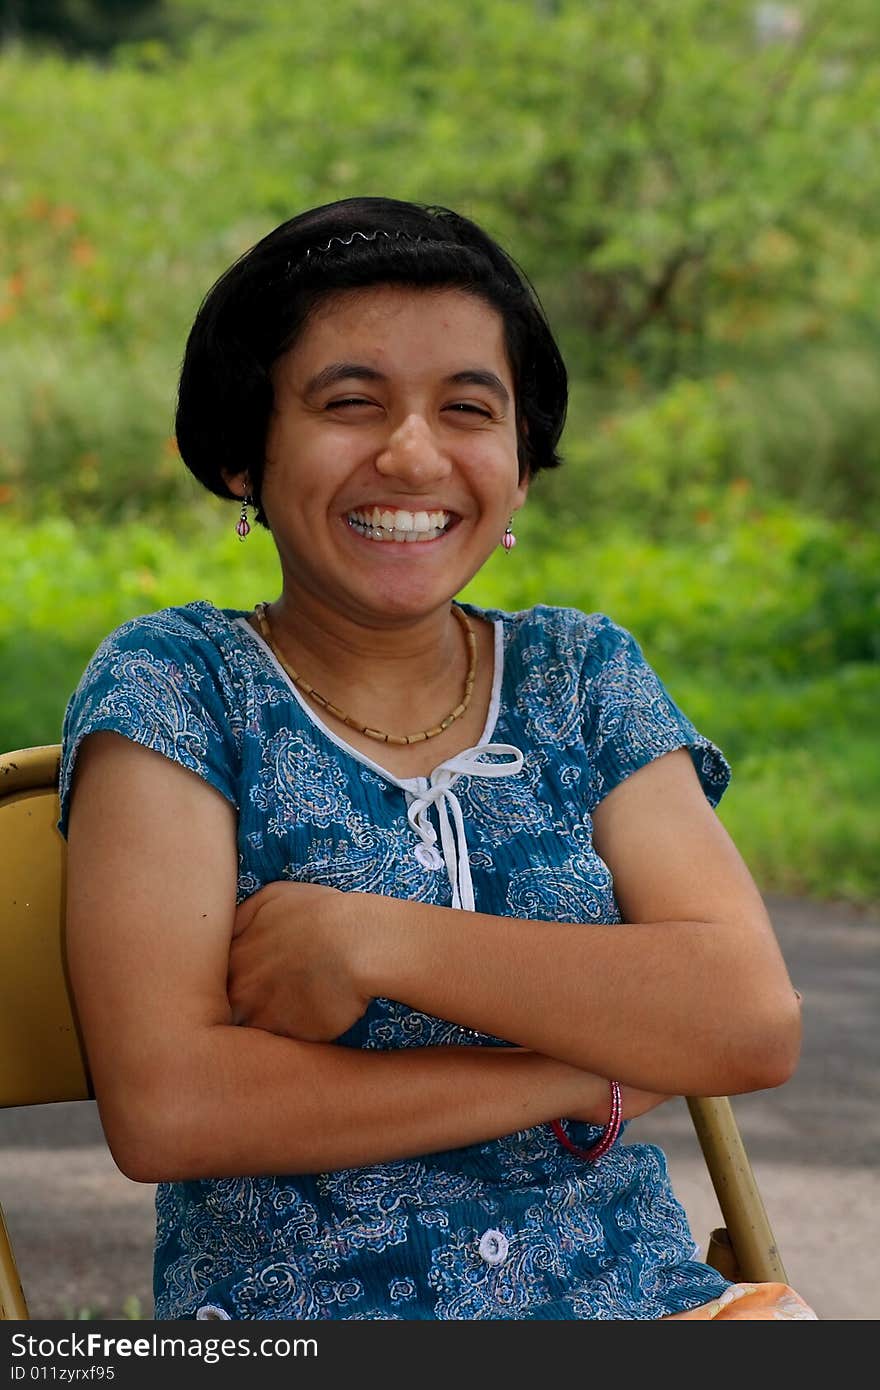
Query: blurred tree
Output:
[[3, 0, 880, 522], [0, 0, 166, 54]]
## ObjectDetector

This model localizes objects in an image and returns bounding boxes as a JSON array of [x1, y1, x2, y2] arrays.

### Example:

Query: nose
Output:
[[374, 413, 451, 486]]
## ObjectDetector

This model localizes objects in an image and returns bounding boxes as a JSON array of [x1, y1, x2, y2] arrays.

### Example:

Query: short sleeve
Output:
[[58, 607, 240, 839], [581, 615, 731, 812]]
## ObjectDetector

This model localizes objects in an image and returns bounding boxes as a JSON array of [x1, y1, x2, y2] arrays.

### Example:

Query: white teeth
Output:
[[347, 506, 451, 539]]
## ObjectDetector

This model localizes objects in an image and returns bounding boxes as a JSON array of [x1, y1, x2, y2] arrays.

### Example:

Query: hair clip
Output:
[[284, 228, 425, 275]]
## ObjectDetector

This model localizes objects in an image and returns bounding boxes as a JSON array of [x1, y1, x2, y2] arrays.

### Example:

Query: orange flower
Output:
[[695, 509, 714, 526], [0, 484, 14, 504], [51, 204, 77, 229], [27, 195, 51, 220], [71, 239, 96, 267], [7, 272, 26, 299], [729, 477, 751, 495]]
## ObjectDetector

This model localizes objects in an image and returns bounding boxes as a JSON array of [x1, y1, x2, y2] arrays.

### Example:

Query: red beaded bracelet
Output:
[[550, 1080, 623, 1161]]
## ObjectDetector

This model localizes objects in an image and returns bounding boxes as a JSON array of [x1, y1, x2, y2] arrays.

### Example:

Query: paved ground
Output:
[[1, 893, 877, 1321]]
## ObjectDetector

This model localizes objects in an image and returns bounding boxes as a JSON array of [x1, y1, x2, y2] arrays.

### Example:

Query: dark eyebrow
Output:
[[447, 370, 510, 410], [303, 363, 386, 397], [302, 362, 511, 410]]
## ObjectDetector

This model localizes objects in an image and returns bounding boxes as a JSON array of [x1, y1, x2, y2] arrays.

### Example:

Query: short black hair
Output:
[[175, 196, 567, 525]]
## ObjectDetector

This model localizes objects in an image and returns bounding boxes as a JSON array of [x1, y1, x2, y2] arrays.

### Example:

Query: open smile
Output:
[[345, 506, 458, 544]]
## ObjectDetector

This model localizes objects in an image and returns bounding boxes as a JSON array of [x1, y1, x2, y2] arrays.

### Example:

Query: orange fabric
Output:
[[663, 1282, 818, 1320]]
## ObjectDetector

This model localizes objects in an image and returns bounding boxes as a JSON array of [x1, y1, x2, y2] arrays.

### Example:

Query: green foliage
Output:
[[0, 504, 279, 751], [554, 377, 740, 534], [465, 490, 880, 677], [1, 1, 167, 56], [3, 0, 880, 522], [720, 736, 879, 904]]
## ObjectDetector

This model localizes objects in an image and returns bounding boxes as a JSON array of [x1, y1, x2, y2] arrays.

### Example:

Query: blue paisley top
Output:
[[58, 599, 734, 1321]]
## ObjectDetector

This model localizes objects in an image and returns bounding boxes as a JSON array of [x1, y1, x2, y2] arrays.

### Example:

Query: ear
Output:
[[512, 470, 530, 511], [515, 416, 531, 508], [222, 469, 250, 499]]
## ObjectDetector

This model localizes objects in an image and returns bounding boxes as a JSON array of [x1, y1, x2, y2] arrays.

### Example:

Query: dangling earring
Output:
[[501, 517, 516, 553], [236, 494, 253, 541]]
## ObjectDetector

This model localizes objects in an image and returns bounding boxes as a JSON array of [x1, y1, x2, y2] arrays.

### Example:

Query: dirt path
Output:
[[1, 893, 877, 1320]]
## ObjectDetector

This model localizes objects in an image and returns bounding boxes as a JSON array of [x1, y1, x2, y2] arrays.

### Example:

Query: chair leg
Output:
[[0, 1202, 29, 1319], [704, 1227, 742, 1283], [687, 1096, 788, 1285]]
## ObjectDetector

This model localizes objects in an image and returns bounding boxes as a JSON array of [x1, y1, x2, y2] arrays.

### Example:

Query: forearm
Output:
[[354, 897, 801, 1096], [103, 1031, 609, 1184]]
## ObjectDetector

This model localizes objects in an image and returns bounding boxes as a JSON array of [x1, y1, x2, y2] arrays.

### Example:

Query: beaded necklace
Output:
[[253, 601, 477, 746]]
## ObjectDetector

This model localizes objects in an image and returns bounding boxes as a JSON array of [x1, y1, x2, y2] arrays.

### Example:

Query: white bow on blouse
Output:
[[405, 743, 525, 912]]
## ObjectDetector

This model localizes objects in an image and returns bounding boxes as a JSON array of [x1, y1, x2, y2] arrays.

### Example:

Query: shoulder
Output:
[[462, 600, 632, 671], [59, 603, 249, 836], [86, 601, 244, 663], [62, 600, 256, 755], [72, 602, 255, 700]]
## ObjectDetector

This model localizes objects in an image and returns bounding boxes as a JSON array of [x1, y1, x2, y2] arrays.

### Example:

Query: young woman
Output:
[[59, 196, 814, 1320]]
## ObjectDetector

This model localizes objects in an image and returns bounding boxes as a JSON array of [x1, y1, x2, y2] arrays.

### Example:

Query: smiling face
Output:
[[242, 285, 528, 625]]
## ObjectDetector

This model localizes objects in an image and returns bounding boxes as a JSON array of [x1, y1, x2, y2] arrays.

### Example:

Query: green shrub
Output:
[[4, 0, 880, 526]]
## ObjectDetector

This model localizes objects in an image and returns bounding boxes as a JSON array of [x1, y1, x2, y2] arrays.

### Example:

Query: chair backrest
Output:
[[0, 745, 92, 1319], [0, 746, 92, 1110], [0, 743, 787, 1320]]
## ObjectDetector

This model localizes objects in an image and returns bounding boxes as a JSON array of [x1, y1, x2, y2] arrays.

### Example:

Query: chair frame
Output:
[[0, 744, 787, 1320]]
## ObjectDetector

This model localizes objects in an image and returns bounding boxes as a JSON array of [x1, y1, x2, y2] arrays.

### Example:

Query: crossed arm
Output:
[[65, 732, 800, 1184]]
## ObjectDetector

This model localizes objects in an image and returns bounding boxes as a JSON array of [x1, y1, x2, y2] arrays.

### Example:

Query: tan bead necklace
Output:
[[253, 601, 478, 746]]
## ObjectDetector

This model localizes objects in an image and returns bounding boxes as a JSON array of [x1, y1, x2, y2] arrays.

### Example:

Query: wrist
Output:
[[559, 1066, 615, 1126], [551, 1080, 623, 1161]]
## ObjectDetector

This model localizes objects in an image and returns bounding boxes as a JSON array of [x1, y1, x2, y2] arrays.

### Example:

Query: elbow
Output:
[[100, 1099, 179, 1185], [109, 1123, 212, 1186], [110, 1139, 166, 1186], [765, 1007, 803, 1089], [91, 1024, 241, 1183], [728, 990, 803, 1094], [758, 985, 803, 1088], [97, 1075, 206, 1185]]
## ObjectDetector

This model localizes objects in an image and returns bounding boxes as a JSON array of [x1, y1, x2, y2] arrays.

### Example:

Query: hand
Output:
[[227, 881, 373, 1041]]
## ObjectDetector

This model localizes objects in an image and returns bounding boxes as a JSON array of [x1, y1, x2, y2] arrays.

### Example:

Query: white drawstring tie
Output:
[[406, 744, 524, 911]]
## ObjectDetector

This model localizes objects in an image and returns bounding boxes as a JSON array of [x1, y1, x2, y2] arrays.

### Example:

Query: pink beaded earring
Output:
[[501, 517, 516, 553], [236, 494, 253, 541]]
